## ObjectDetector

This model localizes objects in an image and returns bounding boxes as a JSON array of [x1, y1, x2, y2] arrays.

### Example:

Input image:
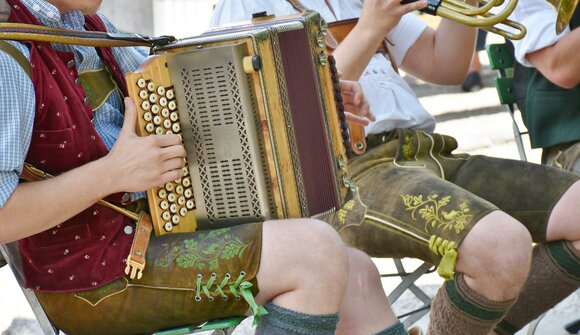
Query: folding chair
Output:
[[0, 243, 243, 335], [486, 43, 528, 161]]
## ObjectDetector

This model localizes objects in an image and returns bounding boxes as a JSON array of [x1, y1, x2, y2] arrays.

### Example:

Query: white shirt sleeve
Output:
[[389, 14, 429, 66], [210, 0, 298, 28], [509, 0, 570, 67]]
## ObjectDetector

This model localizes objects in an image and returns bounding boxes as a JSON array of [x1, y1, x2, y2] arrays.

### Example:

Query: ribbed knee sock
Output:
[[374, 320, 408, 335], [428, 273, 515, 335], [496, 241, 580, 335], [254, 302, 339, 335]]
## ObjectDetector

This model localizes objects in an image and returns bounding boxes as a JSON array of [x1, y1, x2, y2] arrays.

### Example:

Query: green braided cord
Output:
[[229, 272, 246, 299], [191, 271, 268, 323], [195, 274, 202, 301], [239, 281, 269, 325], [202, 273, 217, 300], [214, 274, 230, 299]]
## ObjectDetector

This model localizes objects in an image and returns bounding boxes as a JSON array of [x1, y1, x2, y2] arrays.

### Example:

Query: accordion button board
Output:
[[127, 57, 198, 235]]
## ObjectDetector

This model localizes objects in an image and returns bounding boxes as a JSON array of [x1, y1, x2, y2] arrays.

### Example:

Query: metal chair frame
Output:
[[384, 259, 436, 328], [486, 42, 528, 162]]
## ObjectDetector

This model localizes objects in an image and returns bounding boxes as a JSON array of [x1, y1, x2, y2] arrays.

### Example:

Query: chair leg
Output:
[[382, 259, 436, 328]]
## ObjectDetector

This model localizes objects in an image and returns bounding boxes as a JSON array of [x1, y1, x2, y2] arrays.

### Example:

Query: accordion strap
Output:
[[20, 163, 151, 280], [0, 22, 175, 48]]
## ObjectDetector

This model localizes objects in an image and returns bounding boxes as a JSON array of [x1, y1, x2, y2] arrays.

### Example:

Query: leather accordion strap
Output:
[[20, 163, 151, 280], [0, 40, 31, 77], [0, 22, 175, 48]]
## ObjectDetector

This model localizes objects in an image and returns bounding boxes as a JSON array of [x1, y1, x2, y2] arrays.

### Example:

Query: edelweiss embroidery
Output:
[[156, 228, 251, 271], [402, 194, 472, 234]]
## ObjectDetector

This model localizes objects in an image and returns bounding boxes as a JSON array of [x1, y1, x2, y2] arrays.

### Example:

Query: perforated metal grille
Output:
[[179, 62, 260, 223]]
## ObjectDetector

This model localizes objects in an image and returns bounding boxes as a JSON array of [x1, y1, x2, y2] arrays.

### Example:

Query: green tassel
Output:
[[429, 236, 458, 280]]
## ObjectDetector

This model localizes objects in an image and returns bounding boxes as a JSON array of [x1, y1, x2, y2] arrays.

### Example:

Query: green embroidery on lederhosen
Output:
[[402, 194, 472, 234], [156, 228, 251, 271], [401, 133, 415, 161]]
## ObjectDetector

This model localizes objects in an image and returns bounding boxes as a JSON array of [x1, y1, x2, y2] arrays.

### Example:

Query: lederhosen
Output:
[[5, 1, 263, 334], [515, 8, 580, 173], [284, 0, 580, 279]]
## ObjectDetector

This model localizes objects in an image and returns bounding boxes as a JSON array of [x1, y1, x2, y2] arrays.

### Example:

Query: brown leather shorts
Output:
[[331, 129, 579, 268], [36, 222, 263, 335], [542, 140, 580, 174]]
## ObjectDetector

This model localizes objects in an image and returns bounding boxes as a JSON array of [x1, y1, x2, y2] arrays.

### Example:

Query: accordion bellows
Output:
[[126, 11, 353, 235]]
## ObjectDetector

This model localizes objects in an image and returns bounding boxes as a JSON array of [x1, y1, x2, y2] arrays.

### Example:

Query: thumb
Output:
[[121, 97, 138, 136]]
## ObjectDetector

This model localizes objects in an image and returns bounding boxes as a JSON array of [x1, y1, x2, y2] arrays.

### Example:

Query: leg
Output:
[[253, 219, 348, 335], [450, 155, 580, 334], [337, 248, 400, 335], [255, 219, 349, 314], [257, 220, 406, 335], [495, 181, 580, 334], [428, 211, 531, 335]]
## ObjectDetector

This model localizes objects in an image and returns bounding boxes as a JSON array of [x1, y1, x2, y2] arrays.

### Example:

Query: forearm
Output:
[[0, 158, 116, 244], [527, 28, 580, 89], [332, 25, 386, 80]]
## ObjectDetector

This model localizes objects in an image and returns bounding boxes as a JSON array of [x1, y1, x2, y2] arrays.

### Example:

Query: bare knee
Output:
[[547, 180, 580, 242], [299, 219, 350, 281], [345, 248, 383, 296], [258, 219, 349, 312], [263, 219, 349, 286], [457, 211, 532, 300]]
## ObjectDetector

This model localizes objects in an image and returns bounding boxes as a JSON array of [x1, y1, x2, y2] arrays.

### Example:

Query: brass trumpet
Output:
[[550, 0, 579, 33], [401, 0, 527, 39]]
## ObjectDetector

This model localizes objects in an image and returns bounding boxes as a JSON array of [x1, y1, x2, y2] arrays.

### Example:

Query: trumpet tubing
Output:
[[402, 0, 527, 39]]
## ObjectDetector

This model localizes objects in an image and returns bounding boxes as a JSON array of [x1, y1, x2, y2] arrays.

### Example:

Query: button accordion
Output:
[[126, 11, 354, 236]]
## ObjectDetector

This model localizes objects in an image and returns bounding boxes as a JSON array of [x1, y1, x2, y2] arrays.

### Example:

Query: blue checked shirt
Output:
[[0, 0, 149, 207]]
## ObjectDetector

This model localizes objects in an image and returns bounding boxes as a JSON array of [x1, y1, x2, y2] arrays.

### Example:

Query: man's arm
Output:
[[0, 99, 186, 244], [401, 18, 477, 85], [526, 27, 580, 89], [331, 0, 428, 80]]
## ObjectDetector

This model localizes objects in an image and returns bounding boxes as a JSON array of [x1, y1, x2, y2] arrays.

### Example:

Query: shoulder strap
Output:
[[0, 40, 31, 79], [0, 22, 175, 48]]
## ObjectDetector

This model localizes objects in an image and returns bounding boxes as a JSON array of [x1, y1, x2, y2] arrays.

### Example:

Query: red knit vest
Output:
[[8, 0, 135, 292]]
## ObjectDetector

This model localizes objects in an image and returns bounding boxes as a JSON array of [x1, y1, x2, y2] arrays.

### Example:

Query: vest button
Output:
[[75, 78, 81, 86], [84, 96, 90, 105], [121, 193, 131, 203], [67, 59, 75, 68], [123, 226, 134, 235]]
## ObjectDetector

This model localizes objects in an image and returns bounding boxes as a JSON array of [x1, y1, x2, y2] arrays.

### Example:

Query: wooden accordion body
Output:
[[126, 11, 354, 236]]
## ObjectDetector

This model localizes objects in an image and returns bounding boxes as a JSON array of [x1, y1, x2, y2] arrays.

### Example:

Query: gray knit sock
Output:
[[254, 302, 339, 335], [374, 320, 408, 335]]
